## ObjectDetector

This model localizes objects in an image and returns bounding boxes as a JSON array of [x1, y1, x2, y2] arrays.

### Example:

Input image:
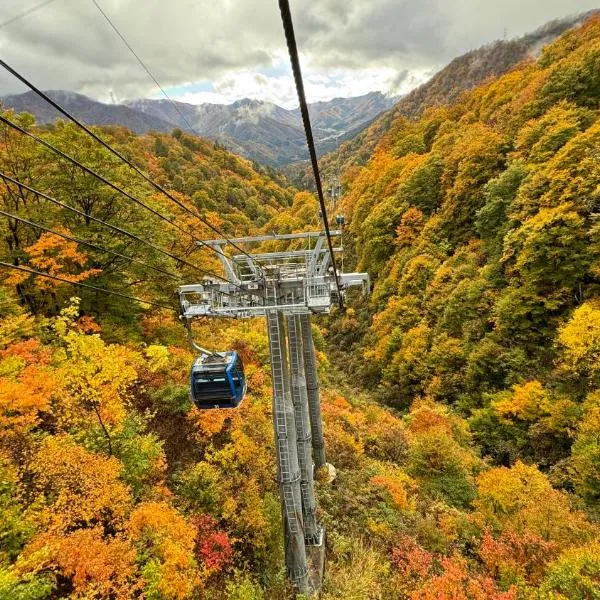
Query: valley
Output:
[[0, 7, 600, 600]]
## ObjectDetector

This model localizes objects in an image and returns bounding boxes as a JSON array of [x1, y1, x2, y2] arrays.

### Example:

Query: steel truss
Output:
[[178, 231, 369, 596]]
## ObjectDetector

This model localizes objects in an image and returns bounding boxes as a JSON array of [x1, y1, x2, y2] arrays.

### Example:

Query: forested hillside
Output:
[[0, 116, 300, 596], [308, 10, 600, 189], [325, 15, 600, 595], [1, 14, 600, 600], [0, 116, 291, 324]]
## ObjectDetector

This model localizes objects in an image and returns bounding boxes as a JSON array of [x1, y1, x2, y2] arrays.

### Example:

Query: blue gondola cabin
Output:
[[189, 351, 247, 409]]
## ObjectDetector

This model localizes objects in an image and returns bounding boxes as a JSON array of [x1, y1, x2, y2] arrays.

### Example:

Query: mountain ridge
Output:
[[0, 90, 178, 135], [0, 90, 395, 167], [125, 91, 395, 164], [310, 9, 600, 187]]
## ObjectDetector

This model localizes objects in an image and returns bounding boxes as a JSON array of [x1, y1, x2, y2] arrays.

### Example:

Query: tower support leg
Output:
[[266, 311, 309, 594], [300, 314, 327, 470], [287, 314, 320, 545]]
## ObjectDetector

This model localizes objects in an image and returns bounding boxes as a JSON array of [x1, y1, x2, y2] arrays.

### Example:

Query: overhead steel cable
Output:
[[278, 0, 344, 310], [89, 0, 198, 135], [0, 113, 234, 263], [0, 171, 228, 282], [0, 0, 58, 30], [0, 58, 262, 269], [0, 261, 175, 311], [0, 209, 180, 280]]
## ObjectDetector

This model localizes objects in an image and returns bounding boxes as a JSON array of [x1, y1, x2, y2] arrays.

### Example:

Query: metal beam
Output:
[[288, 314, 320, 545], [232, 248, 342, 262], [300, 314, 327, 470], [266, 310, 309, 593], [204, 243, 242, 286], [199, 230, 343, 245]]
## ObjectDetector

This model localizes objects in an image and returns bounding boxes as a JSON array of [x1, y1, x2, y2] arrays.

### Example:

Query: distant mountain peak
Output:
[[1, 90, 393, 167], [231, 98, 267, 107]]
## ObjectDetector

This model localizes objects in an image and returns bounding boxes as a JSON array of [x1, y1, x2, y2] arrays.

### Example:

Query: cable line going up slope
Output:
[[278, 0, 344, 311], [0, 58, 262, 270], [0, 172, 227, 282], [0, 261, 175, 310], [0, 113, 243, 270], [0, 209, 181, 280]]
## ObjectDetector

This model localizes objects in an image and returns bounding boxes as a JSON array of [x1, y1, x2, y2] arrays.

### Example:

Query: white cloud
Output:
[[173, 64, 433, 109], [0, 0, 598, 107]]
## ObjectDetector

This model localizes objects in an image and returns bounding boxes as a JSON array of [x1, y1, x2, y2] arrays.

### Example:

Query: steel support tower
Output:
[[178, 231, 369, 596]]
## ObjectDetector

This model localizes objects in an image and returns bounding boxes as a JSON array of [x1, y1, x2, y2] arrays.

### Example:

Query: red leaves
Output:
[[391, 536, 434, 581], [479, 529, 558, 584], [192, 514, 233, 574]]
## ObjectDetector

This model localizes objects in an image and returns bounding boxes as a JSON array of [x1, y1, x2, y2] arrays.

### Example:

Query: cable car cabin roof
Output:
[[190, 351, 246, 410], [193, 353, 235, 372]]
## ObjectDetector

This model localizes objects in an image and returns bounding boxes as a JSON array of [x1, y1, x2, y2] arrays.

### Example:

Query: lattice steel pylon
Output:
[[178, 230, 369, 596]]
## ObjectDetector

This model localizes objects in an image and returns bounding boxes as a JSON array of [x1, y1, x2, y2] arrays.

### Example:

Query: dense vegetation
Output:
[[0, 117, 291, 326], [1, 15, 600, 600], [310, 10, 600, 190], [327, 15, 600, 596]]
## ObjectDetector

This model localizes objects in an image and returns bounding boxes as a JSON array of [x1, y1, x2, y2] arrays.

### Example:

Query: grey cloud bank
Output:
[[0, 0, 598, 106]]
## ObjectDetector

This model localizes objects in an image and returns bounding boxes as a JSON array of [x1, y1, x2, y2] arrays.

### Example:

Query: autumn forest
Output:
[[1, 14, 600, 600]]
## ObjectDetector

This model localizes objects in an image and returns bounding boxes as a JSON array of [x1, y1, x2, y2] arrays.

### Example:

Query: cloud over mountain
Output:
[[0, 0, 598, 107]]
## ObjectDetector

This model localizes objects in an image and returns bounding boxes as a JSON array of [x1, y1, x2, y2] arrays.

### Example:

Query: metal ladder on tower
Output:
[[265, 279, 309, 591]]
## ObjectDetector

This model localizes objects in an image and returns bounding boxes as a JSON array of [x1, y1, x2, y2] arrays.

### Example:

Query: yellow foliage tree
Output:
[[128, 501, 202, 600], [55, 327, 141, 437], [25, 435, 131, 534], [492, 380, 550, 422], [558, 300, 600, 379], [474, 461, 594, 547]]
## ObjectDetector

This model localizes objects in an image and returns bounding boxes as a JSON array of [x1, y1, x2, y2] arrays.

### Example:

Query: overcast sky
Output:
[[0, 0, 598, 108]]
